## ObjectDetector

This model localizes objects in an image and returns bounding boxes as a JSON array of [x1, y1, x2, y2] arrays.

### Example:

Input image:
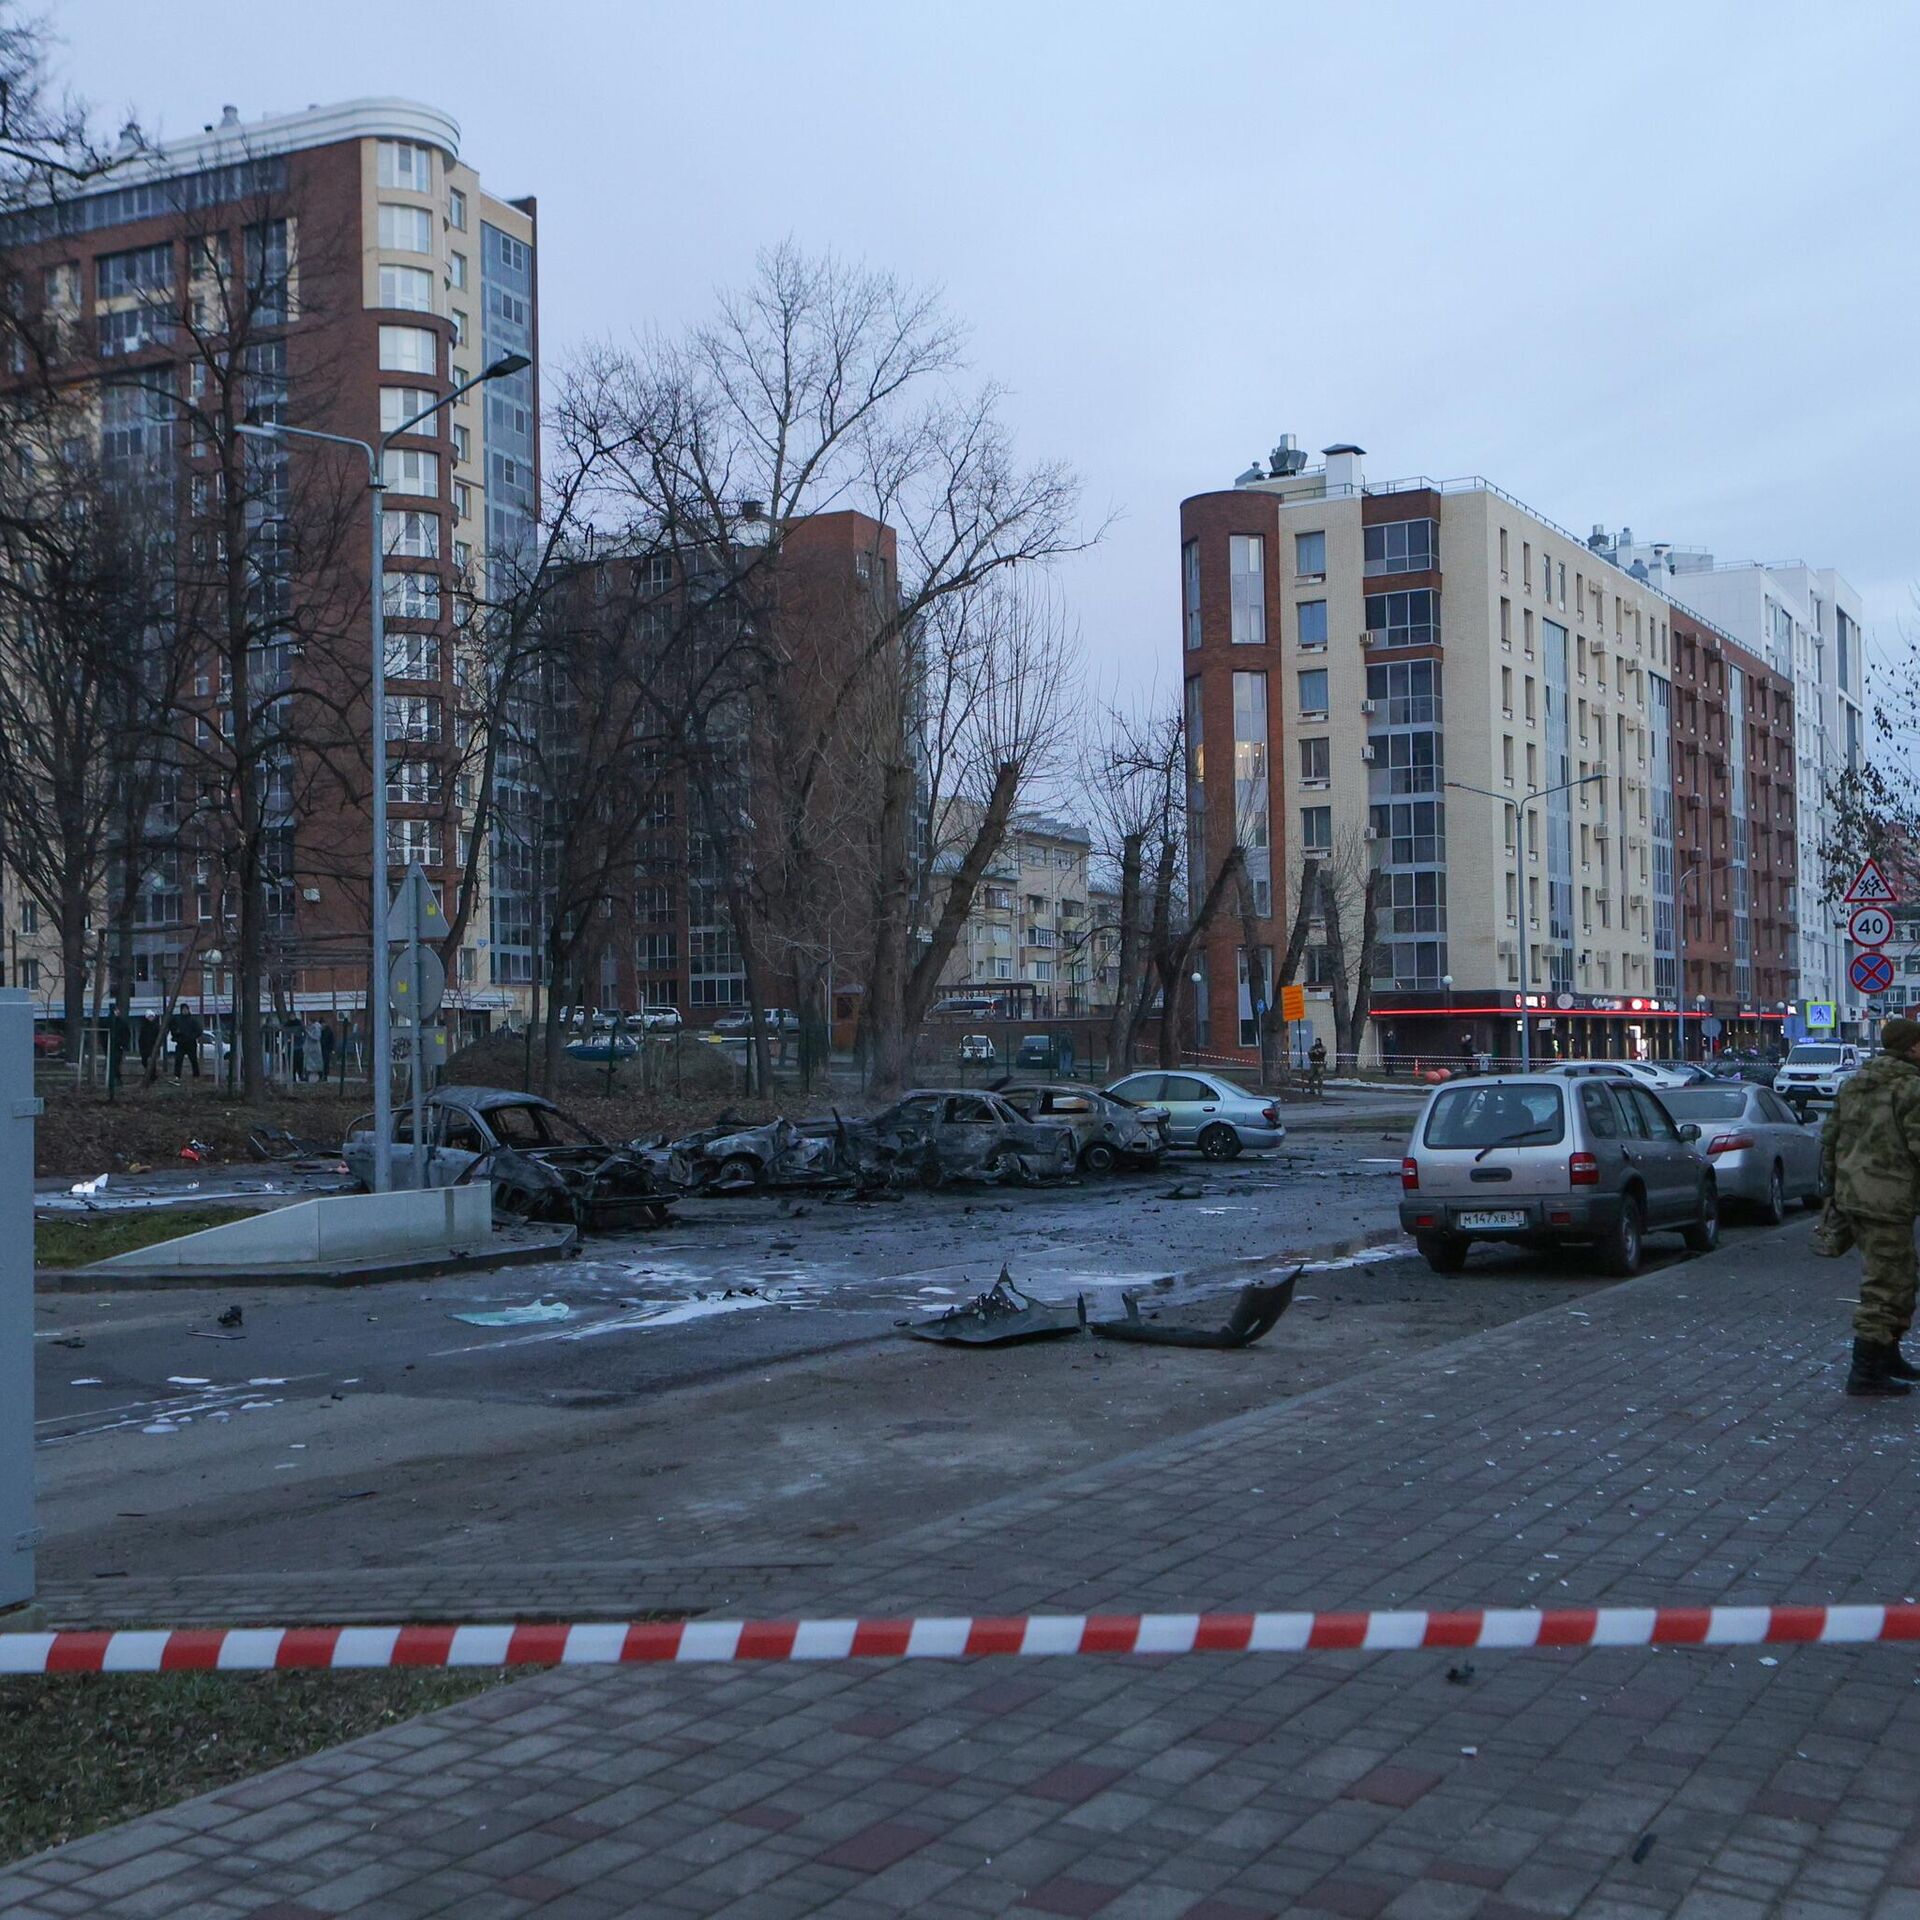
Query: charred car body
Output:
[[995, 1082, 1169, 1173], [864, 1089, 1076, 1187], [673, 1114, 895, 1193], [343, 1087, 688, 1229]]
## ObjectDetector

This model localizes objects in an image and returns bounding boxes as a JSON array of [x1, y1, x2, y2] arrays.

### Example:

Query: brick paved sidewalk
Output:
[[11, 1218, 1920, 1919]]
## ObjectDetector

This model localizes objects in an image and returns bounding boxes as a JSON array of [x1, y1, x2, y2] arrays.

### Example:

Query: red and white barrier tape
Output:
[[4, 1604, 1918, 1673]]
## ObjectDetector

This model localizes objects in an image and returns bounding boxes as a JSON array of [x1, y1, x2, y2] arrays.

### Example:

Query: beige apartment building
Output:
[[1179, 441, 1791, 1066], [934, 812, 1114, 1015]]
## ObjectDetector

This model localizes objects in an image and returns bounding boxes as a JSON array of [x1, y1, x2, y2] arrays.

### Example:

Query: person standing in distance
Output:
[[1824, 1016, 1920, 1396]]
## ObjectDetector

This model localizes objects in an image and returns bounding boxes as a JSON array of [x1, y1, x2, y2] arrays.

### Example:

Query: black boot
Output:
[[1886, 1343, 1920, 1382], [1846, 1338, 1914, 1397]]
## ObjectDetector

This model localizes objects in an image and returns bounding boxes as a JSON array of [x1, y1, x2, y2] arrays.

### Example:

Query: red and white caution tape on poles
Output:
[[5, 1604, 1919, 1673]]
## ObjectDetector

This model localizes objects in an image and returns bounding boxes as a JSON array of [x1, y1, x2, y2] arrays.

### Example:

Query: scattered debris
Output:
[[1090, 1270, 1300, 1349], [164, 1376, 210, 1386], [904, 1269, 1086, 1346], [217, 1305, 245, 1328], [1631, 1834, 1657, 1865], [1161, 1183, 1207, 1201], [189, 1330, 244, 1342], [68, 1174, 110, 1197], [995, 1082, 1171, 1172], [247, 1125, 333, 1164], [447, 1298, 573, 1328], [1446, 1662, 1475, 1685], [180, 1139, 211, 1164], [51, 1336, 85, 1350], [69, 1377, 103, 1386]]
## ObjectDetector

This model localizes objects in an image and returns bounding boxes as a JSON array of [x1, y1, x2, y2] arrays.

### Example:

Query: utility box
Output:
[[0, 993, 36, 1612]]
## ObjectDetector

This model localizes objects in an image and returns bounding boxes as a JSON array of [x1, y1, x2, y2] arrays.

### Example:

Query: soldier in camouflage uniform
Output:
[[1822, 1016, 1920, 1396]]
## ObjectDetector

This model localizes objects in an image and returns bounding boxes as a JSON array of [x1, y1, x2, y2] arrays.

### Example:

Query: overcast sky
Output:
[[54, 0, 1920, 701]]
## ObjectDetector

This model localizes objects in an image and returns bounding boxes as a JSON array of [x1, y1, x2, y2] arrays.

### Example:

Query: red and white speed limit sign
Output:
[[1850, 904, 1896, 947]]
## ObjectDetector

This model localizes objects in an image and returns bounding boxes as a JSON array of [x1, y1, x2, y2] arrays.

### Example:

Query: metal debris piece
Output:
[[1089, 1268, 1301, 1349], [905, 1268, 1087, 1346], [447, 1297, 572, 1328], [217, 1305, 244, 1328]]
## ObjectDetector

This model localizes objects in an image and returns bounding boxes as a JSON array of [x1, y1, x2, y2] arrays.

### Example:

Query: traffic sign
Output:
[[1844, 857, 1899, 906], [1806, 1000, 1837, 1030], [1279, 983, 1307, 1023], [1702, 1016, 1724, 1040], [1850, 951, 1895, 996], [1850, 905, 1896, 948], [390, 947, 446, 1022]]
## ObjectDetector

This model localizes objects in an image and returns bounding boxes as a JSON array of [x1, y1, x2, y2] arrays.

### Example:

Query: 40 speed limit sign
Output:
[[1850, 905, 1896, 948]]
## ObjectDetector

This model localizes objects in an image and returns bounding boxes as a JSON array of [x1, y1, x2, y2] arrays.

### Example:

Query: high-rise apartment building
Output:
[[1595, 532, 1864, 1036], [0, 98, 536, 1029], [1179, 442, 1797, 1067]]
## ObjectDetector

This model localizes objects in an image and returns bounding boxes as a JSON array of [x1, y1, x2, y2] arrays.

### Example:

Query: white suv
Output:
[[1773, 1042, 1861, 1112]]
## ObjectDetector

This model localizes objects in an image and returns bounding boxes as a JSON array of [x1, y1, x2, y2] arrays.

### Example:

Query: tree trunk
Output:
[[902, 759, 1021, 1037], [1131, 835, 1177, 1065], [1152, 846, 1243, 1073], [1105, 829, 1143, 1075], [1259, 860, 1321, 1079], [59, 906, 87, 1063], [864, 754, 917, 1092], [1234, 867, 1271, 1089], [1338, 866, 1383, 1070]]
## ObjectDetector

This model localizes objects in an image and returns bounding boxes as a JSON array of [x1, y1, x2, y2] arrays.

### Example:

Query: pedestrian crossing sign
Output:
[[1844, 857, 1899, 906], [1806, 1001, 1837, 1030]]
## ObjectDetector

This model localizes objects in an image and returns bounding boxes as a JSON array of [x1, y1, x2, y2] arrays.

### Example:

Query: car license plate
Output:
[[1458, 1209, 1527, 1230]]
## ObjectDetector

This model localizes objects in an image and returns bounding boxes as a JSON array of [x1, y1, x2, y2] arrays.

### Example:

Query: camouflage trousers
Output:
[[1852, 1212, 1918, 1345]]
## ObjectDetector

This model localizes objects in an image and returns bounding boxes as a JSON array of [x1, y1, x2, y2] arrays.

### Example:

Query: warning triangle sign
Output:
[[1843, 857, 1900, 906]]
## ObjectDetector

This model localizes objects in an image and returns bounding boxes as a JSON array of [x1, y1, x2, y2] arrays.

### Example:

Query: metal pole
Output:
[[369, 468, 393, 1193], [1515, 798, 1531, 1075], [410, 894, 427, 1190]]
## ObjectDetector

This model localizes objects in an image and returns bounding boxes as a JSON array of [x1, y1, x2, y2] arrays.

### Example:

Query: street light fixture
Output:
[[237, 350, 532, 1191], [1446, 773, 1608, 1074]]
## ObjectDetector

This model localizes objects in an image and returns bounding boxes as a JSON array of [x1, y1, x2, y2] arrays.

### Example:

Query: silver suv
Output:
[[1400, 1074, 1718, 1277]]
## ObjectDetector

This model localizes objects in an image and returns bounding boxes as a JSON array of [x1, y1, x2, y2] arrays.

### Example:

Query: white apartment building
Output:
[[1595, 531, 1866, 1032]]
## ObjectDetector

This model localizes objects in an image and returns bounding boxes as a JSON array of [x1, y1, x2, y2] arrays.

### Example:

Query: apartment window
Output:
[[449, 250, 467, 290], [1500, 598, 1511, 646], [387, 759, 443, 805], [381, 446, 440, 495], [383, 630, 441, 677], [495, 231, 531, 274], [378, 204, 434, 253], [1502, 736, 1514, 781], [1363, 518, 1436, 577], [1501, 666, 1513, 712], [1365, 588, 1439, 649], [1526, 743, 1538, 786], [378, 140, 434, 191], [98, 306, 165, 357], [453, 538, 472, 572], [1557, 561, 1567, 606], [1301, 806, 1333, 853], [1299, 737, 1331, 783], [19, 900, 36, 934], [384, 694, 442, 742], [1295, 530, 1326, 576], [451, 308, 467, 347], [378, 324, 437, 375], [1499, 527, 1510, 578], [380, 386, 437, 434], [1297, 667, 1329, 715], [1297, 600, 1328, 648], [1523, 608, 1535, 652], [384, 572, 442, 621], [1228, 534, 1265, 644], [452, 422, 471, 462], [1182, 539, 1201, 650], [447, 185, 467, 231], [453, 480, 472, 520], [1524, 676, 1536, 723], [1522, 541, 1532, 589], [96, 241, 173, 299], [379, 264, 435, 312], [384, 509, 440, 558], [387, 818, 444, 868], [16, 959, 36, 990]]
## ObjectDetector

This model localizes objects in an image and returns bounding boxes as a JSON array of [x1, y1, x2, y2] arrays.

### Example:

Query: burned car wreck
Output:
[[675, 1091, 1077, 1194], [994, 1082, 1169, 1173], [343, 1087, 688, 1230]]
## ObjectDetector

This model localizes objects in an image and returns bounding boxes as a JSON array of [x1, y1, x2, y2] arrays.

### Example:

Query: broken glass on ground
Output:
[[447, 1298, 574, 1327]]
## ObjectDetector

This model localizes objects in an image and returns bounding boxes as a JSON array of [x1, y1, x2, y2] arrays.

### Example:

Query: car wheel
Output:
[[1198, 1123, 1241, 1161], [1759, 1162, 1787, 1226], [713, 1153, 762, 1192], [1080, 1140, 1118, 1176], [1600, 1195, 1644, 1277], [1416, 1232, 1469, 1274], [1802, 1161, 1829, 1212], [1682, 1183, 1720, 1254]]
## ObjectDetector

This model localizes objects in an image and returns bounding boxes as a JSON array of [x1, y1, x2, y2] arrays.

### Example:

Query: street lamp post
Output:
[[238, 353, 529, 1191], [1447, 774, 1607, 1075]]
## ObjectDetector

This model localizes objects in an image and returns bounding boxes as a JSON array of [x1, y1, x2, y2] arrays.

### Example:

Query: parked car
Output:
[[624, 1006, 684, 1033], [1399, 1073, 1718, 1276], [711, 1007, 801, 1036], [1773, 1042, 1863, 1113], [865, 1089, 1077, 1186], [933, 995, 1001, 1018], [1656, 1082, 1824, 1222], [31, 1029, 62, 1057], [565, 1032, 639, 1064], [1537, 1058, 1696, 1091], [997, 1082, 1168, 1172], [957, 1033, 997, 1064], [342, 1087, 687, 1229], [1014, 1032, 1075, 1075], [1104, 1070, 1285, 1159]]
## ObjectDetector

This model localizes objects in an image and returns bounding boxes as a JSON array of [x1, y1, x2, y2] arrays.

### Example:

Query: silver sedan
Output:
[[1657, 1082, 1824, 1223]]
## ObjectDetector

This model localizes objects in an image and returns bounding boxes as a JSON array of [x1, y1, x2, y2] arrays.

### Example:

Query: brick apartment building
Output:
[[0, 98, 536, 1030], [1178, 439, 1803, 1069]]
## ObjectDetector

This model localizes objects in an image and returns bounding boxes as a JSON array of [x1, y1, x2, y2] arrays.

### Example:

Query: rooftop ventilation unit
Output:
[[1268, 434, 1307, 477]]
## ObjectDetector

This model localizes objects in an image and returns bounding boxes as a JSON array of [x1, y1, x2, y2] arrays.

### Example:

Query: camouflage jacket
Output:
[[1823, 1052, 1920, 1220]]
